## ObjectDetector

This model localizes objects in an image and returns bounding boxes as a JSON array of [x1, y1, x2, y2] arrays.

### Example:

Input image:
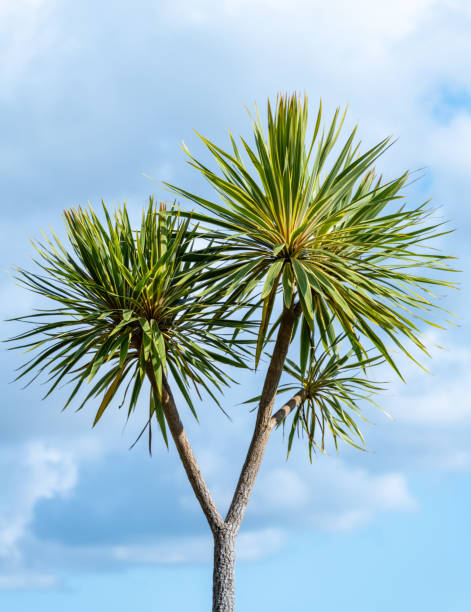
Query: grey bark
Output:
[[146, 303, 303, 612], [210, 304, 301, 611], [212, 527, 236, 612], [225, 303, 301, 529], [269, 388, 306, 429], [147, 366, 224, 532]]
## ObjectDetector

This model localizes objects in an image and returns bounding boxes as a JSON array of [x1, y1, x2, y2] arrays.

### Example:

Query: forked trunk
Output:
[[148, 306, 301, 611], [212, 528, 236, 612]]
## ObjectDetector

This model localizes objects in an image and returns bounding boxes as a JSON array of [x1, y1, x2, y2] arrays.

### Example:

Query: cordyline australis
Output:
[[8, 94, 456, 612]]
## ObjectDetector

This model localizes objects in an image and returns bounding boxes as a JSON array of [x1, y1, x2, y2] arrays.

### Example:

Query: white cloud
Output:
[[0, 1, 58, 94], [165, 0, 435, 42], [428, 112, 471, 174], [383, 335, 471, 427], [394, 382, 471, 426], [251, 460, 417, 532], [0, 439, 101, 590], [0, 0, 470, 591], [237, 528, 285, 560], [160, 0, 467, 102], [156, 0, 471, 245], [317, 472, 417, 531], [112, 527, 284, 564], [0, 572, 58, 590], [113, 537, 211, 564], [254, 468, 310, 510], [0, 443, 77, 559]]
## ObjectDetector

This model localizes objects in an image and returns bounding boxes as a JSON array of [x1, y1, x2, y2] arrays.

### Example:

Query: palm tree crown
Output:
[[168, 93, 455, 377], [9, 200, 247, 446], [7, 94, 457, 612]]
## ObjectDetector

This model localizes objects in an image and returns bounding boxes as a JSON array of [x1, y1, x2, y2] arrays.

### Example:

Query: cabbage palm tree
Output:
[[168, 93, 454, 610], [10, 202, 250, 525], [9, 94, 454, 612]]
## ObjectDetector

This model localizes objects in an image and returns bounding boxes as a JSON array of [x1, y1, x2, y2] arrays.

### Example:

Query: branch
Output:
[[269, 388, 306, 430], [225, 302, 301, 529], [147, 366, 224, 533]]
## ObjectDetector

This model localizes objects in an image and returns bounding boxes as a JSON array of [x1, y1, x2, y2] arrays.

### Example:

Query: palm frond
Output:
[[8, 199, 252, 446], [167, 93, 456, 375], [245, 334, 386, 458]]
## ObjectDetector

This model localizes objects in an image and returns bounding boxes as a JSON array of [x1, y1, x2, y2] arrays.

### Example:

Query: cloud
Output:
[[394, 383, 471, 426], [0, 0, 470, 594], [384, 335, 471, 427], [2, 333, 466, 588], [164, 0, 435, 40], [0, 442, 77, 559], [0, 425, 417, 590], [237, 528, 285, 561], [255, 469, 310, 511], [250, 462, 417, 532], [0, 572, 58, 591], [113, 537, 211, 565], [427, 112, 471, 181], [0, 1, 56, 93], [110, 528, 284, 564], [0, 439, 102, 590]]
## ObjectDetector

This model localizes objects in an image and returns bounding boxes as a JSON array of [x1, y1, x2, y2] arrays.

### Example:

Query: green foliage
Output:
[[246, 335, 385, 458], [168, 93, 456, 376], [283, 336, 385, 458], [8, 93, 456, 455], [8, 199, 249, 448]]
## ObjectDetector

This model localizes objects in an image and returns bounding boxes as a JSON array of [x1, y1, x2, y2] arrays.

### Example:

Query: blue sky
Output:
[[1, 1, 470, 610]]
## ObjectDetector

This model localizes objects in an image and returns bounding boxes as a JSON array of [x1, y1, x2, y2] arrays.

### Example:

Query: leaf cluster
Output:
[[7, 93, 456, 455], [283, 336, 385, 458], [168, 93, 456, 377], [9, 200, 250, 447]]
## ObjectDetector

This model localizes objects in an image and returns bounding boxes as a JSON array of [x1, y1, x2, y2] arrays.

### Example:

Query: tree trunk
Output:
[[225, 303, 301, 528], [212, 527, 236, 612], [146, 305, 302, 611]]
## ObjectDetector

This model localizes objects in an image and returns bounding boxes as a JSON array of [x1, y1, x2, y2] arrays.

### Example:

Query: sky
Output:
[[0, 0, 470, 610]]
